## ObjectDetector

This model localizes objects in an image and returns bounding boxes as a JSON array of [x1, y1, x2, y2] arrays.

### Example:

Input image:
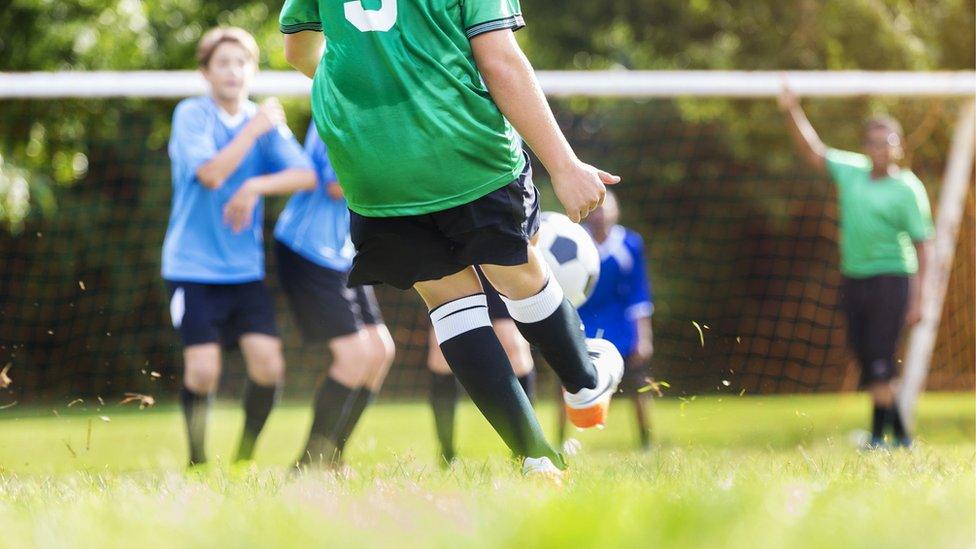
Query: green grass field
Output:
[[1, 392, 973, 548]]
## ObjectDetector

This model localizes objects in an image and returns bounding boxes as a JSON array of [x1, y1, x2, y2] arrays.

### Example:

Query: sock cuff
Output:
[[500, 275, 565, 324], [430, 294, 492, 344]]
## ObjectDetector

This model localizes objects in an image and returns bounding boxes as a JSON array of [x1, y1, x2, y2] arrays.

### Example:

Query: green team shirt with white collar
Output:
[[825, 148, 934, 278], [280, 0, 526, 217]]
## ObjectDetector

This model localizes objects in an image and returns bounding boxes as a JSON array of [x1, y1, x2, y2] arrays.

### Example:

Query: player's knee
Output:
[[242, 335, 285, 385], [183, 345, 221, 394], [481, 253, 547, 300], [329, 333, 373, 386]]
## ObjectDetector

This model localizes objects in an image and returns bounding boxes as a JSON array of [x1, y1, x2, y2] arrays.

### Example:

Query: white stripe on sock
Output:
[[430, 294, 492, 344], [500, 274, 565, 324]]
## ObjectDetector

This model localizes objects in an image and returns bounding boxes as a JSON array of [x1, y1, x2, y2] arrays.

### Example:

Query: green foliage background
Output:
[[0, 0, 972, 400]]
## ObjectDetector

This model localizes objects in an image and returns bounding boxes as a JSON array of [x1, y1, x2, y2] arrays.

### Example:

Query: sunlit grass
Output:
[[0, 393, 973, 548]]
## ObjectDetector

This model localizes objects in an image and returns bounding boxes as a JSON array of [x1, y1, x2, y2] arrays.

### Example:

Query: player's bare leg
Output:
[[416, 267, 562, 469], [181, 344, 221, 466], [481, 246, 623, 429], [236, 334, 285, 462]]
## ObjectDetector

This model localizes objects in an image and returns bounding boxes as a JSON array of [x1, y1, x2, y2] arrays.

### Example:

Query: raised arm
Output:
[[778, 84, 828, 174], [470, 30, 619, 222], [197, 99, 285, 189], [284, 31, 325, 79]]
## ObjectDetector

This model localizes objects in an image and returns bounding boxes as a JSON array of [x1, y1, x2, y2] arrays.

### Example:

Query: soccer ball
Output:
[[536, 212, 600, 307]]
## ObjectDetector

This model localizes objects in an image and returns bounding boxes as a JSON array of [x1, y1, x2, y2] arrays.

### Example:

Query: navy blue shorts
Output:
[[165, 280, 278, 347], [276, 241, 384, 343], [348, 153, 540, 290]]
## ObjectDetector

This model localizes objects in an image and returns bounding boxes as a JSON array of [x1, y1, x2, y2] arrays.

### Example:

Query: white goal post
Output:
[[1, 70, 973, 422], [0, 70, 974, 98]]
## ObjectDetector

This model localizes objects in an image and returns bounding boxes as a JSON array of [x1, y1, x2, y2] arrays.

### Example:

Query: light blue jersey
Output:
[[578, 225, 654, 358], [274, 124, 355, 273], [162, 96, 311, 283]]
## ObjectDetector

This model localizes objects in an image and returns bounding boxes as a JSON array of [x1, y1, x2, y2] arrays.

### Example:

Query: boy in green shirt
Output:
[[280, 0, 625, 477], [780, 85, 934, 448]]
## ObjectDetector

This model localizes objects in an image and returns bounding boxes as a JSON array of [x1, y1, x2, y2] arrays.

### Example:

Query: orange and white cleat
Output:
[[563, 338, 624, 429]]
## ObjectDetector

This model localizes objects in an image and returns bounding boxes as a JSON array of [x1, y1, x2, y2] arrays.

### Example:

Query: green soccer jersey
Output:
[[280, 0, 527, 217], [825, 148, 934, 278]]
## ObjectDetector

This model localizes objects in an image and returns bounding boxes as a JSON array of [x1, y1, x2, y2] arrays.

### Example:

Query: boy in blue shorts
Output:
[[275, 125, 396, 468], [577, 190, 655, 449], [163, 27, 316, 466]]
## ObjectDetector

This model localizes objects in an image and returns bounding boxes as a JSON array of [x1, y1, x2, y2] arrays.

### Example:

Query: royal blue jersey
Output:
[[162, 96, 311, 283], [274, 124, 355, 272], [578, 225, 654, 358]]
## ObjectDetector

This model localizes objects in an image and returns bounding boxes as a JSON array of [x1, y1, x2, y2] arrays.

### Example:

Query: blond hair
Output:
[[196, 27, 260, 68]]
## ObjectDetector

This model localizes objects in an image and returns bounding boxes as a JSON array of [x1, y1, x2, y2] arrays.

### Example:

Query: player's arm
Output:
[[470, 30, 619, 223], [778, 83, 827, 174], [633, 317, 654, 366], [197, 99, 286, 189], [224, 169, 316, 233], [284, 31, 324, 79], [906, 240, 931, 327]]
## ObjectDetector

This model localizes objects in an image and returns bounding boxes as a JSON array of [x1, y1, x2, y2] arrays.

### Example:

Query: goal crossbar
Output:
[[0, 70, 973, 99]]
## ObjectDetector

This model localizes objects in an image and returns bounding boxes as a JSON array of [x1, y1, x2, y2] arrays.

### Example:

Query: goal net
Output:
[[0, 71, 972, 406]]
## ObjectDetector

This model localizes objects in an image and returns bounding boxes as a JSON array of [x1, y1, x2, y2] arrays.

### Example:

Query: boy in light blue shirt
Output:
[[163, 27, 315, 467]]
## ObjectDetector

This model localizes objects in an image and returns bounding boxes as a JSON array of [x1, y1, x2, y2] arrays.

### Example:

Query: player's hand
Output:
[[905, 299, 923, 327], [551, 160, 620, 223], [326, 181, 344, 200], [632, 337, 654, 366], [778, 77, 799, 111], [223, 182, 260, 233], [248, 98, 286, 137]]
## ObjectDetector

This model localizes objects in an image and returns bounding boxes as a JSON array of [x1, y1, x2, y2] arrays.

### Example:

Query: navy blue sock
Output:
[[236, 380, 280, 461], [430, 373, 459, 462], [179, 386, 211, 466]]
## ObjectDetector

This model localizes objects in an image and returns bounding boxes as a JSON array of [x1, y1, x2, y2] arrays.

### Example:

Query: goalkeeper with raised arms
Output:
[[779, 84, 933, 448], [280, 0, 624, 476]]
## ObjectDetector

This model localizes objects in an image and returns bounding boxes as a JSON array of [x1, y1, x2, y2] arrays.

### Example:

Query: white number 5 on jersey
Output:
[[344, 0, 397, 32]]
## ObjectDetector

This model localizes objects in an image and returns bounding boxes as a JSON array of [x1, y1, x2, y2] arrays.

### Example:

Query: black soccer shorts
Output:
[[276, 240, 384, 343], [840, 274, 910, 386], [347, 154, 540, 290]]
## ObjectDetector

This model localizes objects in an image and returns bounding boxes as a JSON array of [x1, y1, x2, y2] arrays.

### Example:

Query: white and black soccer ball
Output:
[[536, 212, 600, 307]]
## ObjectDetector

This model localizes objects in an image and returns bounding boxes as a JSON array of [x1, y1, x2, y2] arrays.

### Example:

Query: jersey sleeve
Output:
[[303, 123, 339, 193], [624, 232, 654, 320], [169, 100, 218, 185], [259, 123, 314, 174], [280, 0, 322, 34], [825, 148, 871, 190], [461, 0, 525, 39], [900, 172, 935, 242]]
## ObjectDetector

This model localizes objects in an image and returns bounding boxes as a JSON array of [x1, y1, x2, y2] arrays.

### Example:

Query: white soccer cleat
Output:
[[563, 338, 624, 429], [522, 456, 563, 482]]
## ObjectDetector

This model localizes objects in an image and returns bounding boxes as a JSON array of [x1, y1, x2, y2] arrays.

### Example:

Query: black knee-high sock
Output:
[[236, 380, 280, 461], [431, 295, 561, 464], [518, 370, 536, 404], [430, 373, 459, 461], [888, 403, 908, 440], [180, 386, 211, 466], [300, 377, 354, 464], [502, 278, 596, 393], [336, 388, 374, 452], [871, 404, 886, 442]]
